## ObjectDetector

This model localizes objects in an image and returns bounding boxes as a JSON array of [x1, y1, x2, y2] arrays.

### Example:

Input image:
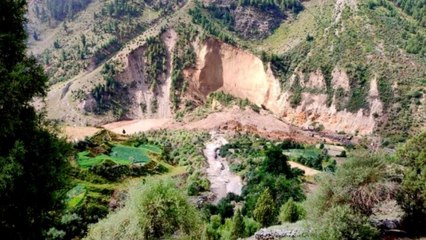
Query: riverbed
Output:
[[204, 131, 243, 203]]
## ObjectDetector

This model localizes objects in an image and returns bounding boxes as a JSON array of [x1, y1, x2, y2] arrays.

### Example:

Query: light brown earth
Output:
[[62, 126, 101, 141], [64, 106, 349, 145], [185, 38, 381, 135], [103, 118, 172, 135], [288, 161, 321, 176]]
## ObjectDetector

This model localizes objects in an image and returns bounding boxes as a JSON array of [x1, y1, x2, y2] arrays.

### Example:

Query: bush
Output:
[[243, 217, 261, 236], [312, 205, 379, 240], [85, 178, 202, 239], [396, 132, 426, 234], [278, 198, 306, 223]]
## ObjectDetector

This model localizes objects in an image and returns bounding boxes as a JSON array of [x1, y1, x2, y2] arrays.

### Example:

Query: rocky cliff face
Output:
[[114, 29, 177, 119], [185, 38, 380, 135]]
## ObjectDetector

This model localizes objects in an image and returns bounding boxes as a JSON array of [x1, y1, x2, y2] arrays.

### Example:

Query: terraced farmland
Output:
[[77, 144, 162, 168]]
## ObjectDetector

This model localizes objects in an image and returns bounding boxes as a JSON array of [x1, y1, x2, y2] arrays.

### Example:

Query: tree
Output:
[[205, 215, 221, 240], [278, 197, 299, 223], [263, 145, 292, 176], [85, 178, 202, 239], [0, 0, 71, 238], [396, 132, 426, 233], [253, 188, 275, 226], [231, 209, 245, 239]]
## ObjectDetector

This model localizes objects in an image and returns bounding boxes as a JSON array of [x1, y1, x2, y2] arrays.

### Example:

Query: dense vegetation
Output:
[[189, 6, 237, 44], [0, 1, 72, 238], [170, 24, 198, 110], [396, 132, 426, 233], [239, 0, 303, 13], [390, 0, 426, 26], [198, 135, 308, 238], [132, 130, 210, 195], [46, 0, 92, 20], [45, 130, 169, 239], [144, 36, 167, 92], [91, 62, 129, 117], [35, 0, 186, 85], [304, 133, 426, 239]]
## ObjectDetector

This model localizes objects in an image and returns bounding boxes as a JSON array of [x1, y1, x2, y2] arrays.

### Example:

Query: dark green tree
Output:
[[0, 0, 71, 238], [263, 145, 292, 176]]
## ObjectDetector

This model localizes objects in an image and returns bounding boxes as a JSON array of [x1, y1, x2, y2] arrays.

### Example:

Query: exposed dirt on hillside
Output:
[[157, 29, 178, 118], [178, 107, 318, 143], [96, 107, 326, 144], [369, 77, 383, 115], [303, 69, 326, 89], [334, 0, 358, 23], [185, 38, 278, 106], [332, 68, 350, 91], [185, 38, 378, 135], [46, 35, 381, 137]]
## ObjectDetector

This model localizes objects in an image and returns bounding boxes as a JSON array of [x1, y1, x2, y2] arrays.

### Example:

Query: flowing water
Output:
[[204, 131, 243, 203]]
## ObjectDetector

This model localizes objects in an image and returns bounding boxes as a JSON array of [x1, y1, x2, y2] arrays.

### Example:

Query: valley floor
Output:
[[63, 107, 335, 144]]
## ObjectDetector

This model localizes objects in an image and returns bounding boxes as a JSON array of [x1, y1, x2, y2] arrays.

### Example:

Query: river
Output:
[[204, 131, 243, 203]]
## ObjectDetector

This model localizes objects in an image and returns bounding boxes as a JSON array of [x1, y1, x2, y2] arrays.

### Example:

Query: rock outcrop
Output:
[[254, 224, 307, 240]]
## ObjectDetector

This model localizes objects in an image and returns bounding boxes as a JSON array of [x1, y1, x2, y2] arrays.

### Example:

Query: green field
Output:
[[283, 148, 321, 159], [66, 184, 87, 209], [77, 144, 162, 168]]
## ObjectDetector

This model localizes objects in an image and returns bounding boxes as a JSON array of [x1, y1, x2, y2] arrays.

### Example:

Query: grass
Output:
[[77, 144, 162, 168], [254, 0, 334, 54], [66, 184, 87, 209], [283, 148, 321, 159]]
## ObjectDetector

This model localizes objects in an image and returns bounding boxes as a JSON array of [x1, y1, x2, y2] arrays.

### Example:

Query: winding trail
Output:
[[204, 131, 243, 203]]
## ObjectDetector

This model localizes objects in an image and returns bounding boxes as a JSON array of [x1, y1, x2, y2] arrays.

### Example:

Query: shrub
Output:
[[85, 178, 202, 239], [396, 132, 426, 234], [243, 217, 261, 236], [338, 150, 347, 157], [312, 205, 379, 240], [278, 198, 305, 223]]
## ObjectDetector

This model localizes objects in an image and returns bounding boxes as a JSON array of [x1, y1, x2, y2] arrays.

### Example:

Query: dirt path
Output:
[[288, 161, 320, 176], [204, 131, 243, 203], [103, 118, 171, 135]]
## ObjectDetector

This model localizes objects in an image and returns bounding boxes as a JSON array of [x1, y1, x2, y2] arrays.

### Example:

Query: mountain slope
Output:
[[30, 0, 425, 145]]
